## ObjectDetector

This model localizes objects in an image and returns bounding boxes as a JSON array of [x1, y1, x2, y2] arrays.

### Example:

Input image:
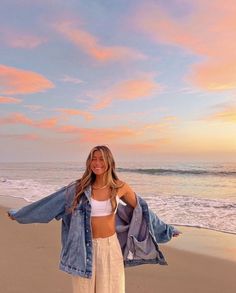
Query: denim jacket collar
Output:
[[84, 185, 92, 203]]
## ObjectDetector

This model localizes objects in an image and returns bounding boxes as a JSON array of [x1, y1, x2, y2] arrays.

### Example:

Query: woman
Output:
[[8, 145, 181, 293]]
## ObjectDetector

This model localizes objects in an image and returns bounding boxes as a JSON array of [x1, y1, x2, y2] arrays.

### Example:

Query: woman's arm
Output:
[[117, 182, 137, 208], [7, 184, 72, 224], [149, 208, 182, 242]]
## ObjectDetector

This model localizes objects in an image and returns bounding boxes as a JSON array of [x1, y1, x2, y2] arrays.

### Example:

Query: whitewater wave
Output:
[[117, 167, 236, 177]]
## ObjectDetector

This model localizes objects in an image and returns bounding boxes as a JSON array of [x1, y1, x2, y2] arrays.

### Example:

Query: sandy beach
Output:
[[1, 197, 236, 293]]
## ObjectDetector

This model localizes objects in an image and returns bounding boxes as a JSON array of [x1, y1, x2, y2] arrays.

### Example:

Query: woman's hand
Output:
[[7, 212, 15, 220], [173, 229, 182, 237]]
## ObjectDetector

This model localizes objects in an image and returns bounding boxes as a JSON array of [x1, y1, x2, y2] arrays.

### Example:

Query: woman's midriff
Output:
[[91, 214, 116, 238]]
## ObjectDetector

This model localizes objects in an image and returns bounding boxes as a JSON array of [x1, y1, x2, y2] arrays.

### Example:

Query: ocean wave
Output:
[[145, 194, 236, 235], [117, 167, 236, 177], [0, 178, 60, 202], [1, 176, 236, 235]]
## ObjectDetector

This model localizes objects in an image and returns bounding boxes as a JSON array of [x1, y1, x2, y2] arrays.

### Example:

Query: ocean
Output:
[[0, 161, 235, 235]]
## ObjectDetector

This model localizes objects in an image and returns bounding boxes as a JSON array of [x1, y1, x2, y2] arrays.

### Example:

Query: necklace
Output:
[[92, 184, 108, 190]]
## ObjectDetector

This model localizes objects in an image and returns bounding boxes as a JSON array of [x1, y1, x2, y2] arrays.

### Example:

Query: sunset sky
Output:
[[0, 0, 236, 163]]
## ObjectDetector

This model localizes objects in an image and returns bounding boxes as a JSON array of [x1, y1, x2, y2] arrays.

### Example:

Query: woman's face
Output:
[[90, 150, 107, 176]]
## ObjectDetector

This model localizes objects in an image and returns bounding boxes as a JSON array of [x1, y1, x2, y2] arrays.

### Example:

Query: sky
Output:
[[0, 0, 236, 163]]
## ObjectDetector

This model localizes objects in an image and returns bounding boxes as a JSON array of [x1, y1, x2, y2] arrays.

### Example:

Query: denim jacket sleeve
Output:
[[149, 209, 175, 243], [8, 185, 68, 224]]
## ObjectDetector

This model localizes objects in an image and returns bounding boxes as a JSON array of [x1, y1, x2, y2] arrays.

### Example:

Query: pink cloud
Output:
[[0, 113, 33, 126], [93, 76, 161, 110], [0, 112, 58, 129], [206, 105, 236, 123], [78, 127, 136, 143], [35, 118, 58, 129], [0, 64, 54, 95], [56, 108, 94, 121], [54, 21, 146, 62], [189, 58, 236, 91], [0, 112, 174, 145], [57, 125, 80, 134], [0, 133, 39, 141], [0, 96, 22, 104], [1, 28, 47, 49], [56, 121, 172, 145], [56, 124, 137, 143], [118, 139, 170, 151], [132, 0, 236, 91], [93, 96, 113, 111], [60, 75, 83, 84]]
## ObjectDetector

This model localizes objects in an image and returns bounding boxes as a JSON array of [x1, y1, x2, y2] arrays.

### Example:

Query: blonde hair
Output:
[[70, 145, 123, 213]]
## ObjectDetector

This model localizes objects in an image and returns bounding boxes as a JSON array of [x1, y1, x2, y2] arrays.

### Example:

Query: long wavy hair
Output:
[[70, 145, 123, 213]]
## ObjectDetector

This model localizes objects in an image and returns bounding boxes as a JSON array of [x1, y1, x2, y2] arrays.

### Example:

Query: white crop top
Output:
[[91, 195, 119, 217]]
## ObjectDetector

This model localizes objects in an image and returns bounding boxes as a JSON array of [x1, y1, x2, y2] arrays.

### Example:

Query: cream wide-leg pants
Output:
[[71, 233, 125, 293]]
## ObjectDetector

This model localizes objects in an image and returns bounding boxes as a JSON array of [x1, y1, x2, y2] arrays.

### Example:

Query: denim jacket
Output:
[[8, 181, 177, 278]]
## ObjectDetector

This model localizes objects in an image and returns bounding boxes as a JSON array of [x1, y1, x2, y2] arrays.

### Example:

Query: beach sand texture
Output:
[[1, 203, 236, 293]]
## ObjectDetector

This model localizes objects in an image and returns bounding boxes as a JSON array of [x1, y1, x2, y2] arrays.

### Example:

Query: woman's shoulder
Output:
[[115, 180, 134, 197], [115, 179, 127, 189]]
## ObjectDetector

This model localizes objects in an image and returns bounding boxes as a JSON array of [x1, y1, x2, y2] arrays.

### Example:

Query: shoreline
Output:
[[0, 194, 29, 209], [1, 203, 236, 293]]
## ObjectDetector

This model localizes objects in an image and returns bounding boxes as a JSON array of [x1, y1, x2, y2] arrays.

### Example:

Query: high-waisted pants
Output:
[[71, 233, 125, 293]]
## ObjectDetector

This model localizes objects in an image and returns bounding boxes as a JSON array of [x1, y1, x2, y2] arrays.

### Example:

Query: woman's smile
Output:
[[90, 151, 106, 175]]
